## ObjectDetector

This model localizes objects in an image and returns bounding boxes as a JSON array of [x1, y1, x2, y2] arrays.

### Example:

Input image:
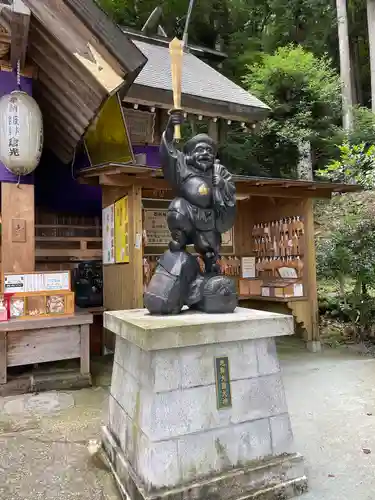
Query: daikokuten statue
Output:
[[144, 110, 238, 315]]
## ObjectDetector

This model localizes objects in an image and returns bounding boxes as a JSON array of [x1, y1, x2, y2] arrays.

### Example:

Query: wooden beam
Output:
[[35, 249, 102, 259], [98, 174, 170, 190], [1, 183, 35, 274], [208, 119, 219, 143], [0, 58, 36, 77], [234, 185, 333, 199], [93, 172, 334, 198], [302, 198, 320, 347], [80, 324, 90, 375], [128, 185, 143, 308], [0, 332, 6, 384], [10, 0, 30, 69], [124, 84, 268, 123]]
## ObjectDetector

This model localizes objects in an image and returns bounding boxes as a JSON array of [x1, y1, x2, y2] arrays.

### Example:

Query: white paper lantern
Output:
[[0, 90, 43, 176]]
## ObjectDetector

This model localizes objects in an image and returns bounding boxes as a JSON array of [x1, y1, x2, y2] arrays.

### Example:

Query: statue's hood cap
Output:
[[183, 134, 217, 154]]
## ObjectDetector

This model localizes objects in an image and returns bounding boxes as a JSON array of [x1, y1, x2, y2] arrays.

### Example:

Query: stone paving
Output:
[[279, 339, 375, 500], [0, 387, 117, 500], [0, 342, 375, 499]]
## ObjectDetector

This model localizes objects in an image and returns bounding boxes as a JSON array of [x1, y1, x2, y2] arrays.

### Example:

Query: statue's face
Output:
[[191, 142, 214, 171]]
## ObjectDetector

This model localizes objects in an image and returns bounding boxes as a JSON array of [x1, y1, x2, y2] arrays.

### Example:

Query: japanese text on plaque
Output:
[[214, 356, 232, 409]]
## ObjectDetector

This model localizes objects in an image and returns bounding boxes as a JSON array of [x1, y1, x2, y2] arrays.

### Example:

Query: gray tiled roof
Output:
[[132, 40, 269, 112]]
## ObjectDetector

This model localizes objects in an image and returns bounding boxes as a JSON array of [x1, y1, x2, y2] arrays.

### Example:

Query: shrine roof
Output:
[[123, 39, 270, 122], [16, 0, 146, 164]]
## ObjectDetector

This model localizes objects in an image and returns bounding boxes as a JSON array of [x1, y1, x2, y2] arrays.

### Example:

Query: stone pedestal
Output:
[[102, 307, 307, 500]]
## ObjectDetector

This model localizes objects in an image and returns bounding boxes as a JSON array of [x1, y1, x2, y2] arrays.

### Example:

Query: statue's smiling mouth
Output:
[[197, 155, 212, 163]]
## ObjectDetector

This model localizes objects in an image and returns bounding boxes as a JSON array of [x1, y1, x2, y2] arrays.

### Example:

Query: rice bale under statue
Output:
[[144, 109, 238, 315]]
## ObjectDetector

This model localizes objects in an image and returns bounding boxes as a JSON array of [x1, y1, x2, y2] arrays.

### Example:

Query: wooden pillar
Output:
[[128, 184, 143, 309], [1, 182, 35, 274], [303, 198, 320, 351], [218, 119, 228, 146], [208, 120, 219, 143], [102, 184, 143, 311]]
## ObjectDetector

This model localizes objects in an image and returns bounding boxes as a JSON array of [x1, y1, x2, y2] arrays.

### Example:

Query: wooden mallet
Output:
[[169, 37, 184, 141]]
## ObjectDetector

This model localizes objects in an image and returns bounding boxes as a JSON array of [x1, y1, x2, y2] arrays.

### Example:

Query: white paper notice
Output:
[[293, 283, 304, 297], [4, 274, 25, 293], [241, 257, 256, 278], [278, 266, 298, 279], [135, 233, 142, 249], [103, 204, 115, 264], [44, 272, 70, 291]]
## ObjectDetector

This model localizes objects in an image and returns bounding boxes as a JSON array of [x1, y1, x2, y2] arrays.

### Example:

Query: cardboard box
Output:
[[261, 280, 304, 298], [239, 279, 263, 296]]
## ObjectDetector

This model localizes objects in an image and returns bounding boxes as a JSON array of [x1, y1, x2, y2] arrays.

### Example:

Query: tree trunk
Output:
[[336, 0, 354, 131], [367, 0, 375, 112], [350, 7, 362, 105], [351, 38, 363, 105], [297, 140, 313, 180]]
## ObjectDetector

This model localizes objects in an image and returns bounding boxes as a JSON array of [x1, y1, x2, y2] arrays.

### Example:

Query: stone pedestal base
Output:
[[102, 425, 307, 500], [103, 307, 308, 500]]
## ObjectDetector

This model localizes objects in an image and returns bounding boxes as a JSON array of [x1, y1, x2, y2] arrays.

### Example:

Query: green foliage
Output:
[[349, 106, 375, 145], [237, 45, 341, 176], [219, 124, 298, 177], [317, 142, 375, 188], [317, 209, 375, 338], [243, 46, 341, 144]]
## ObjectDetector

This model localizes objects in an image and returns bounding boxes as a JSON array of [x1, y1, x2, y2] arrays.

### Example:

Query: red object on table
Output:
[[0, 293, 13, 322]]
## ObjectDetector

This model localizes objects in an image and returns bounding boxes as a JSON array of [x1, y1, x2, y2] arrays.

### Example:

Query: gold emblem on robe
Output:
[[198, 184, 209, 195]]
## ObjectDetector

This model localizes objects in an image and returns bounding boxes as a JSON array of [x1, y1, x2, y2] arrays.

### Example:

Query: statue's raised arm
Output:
[[159, 110, 185, 189]]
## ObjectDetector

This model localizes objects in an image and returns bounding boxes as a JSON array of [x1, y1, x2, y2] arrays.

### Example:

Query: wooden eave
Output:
[[79, 165, 361, 199], [232, 176, 362, 198], [123, 83, 268, 123], [18, 0, 146, 164]]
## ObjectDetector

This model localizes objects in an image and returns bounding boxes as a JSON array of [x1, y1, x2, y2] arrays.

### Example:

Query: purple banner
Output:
[[35, 149, 102, 216], [0, 70, 34, 184]]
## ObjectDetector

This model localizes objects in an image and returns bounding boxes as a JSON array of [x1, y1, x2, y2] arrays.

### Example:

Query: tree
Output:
[[317, 105, 375, 185], [241, 45, 342, 177], [317, 214, 375, 339], [317, 141, 375, 186], [367, 0, 375, 111], [336, 0, 354, 130]]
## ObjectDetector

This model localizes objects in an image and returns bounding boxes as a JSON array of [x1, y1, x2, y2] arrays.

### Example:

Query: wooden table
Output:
[[0, 313, 93, 384]]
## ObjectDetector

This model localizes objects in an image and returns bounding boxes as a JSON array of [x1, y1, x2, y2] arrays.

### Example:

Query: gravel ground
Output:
[[279, 339, 375, 500], [0, 387, 117, 500]]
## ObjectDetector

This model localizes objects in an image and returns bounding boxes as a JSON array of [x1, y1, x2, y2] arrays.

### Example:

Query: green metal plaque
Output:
[[214, 356, 232, 410]]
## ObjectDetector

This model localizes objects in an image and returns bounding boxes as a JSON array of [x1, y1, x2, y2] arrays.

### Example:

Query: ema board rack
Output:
[[1, 271, 74, 320]]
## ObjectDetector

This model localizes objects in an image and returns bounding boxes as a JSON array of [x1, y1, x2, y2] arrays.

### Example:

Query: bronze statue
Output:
[[144, 110, 238, 315]]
